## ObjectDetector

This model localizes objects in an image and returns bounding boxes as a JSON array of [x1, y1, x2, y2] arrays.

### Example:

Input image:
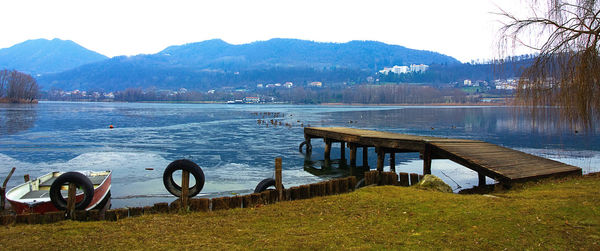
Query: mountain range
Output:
[[0, 38, 108, 74], [0, 38, 461, 91]]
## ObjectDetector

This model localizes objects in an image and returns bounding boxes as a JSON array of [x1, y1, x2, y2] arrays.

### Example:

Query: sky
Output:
[[0, 0, 529, 63]]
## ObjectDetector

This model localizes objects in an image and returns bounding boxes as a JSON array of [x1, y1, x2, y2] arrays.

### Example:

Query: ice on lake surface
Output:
[[1, 102, 598, 208]]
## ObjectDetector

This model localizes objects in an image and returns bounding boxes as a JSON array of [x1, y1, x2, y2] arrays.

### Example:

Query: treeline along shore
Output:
[[0, 69, 39, 103]]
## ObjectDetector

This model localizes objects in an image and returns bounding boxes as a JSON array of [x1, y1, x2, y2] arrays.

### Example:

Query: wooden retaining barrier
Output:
[[364, 171, 423, 186], [0, 175, 360, 226]]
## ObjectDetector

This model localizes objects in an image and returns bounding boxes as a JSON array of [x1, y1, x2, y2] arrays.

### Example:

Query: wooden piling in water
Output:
[[349, 144, 357, 167], [324, 138, 332, 161], [389, 153, 396, 172], [423, 144, 432, 175], [363, 146, 369, 167], [376, 147, 385, 172], [478, 173, 486, 187], [340, 141, 346, 162]]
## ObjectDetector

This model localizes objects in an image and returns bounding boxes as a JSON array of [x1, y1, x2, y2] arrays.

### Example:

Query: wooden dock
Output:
[[302, 127, 582, 186]]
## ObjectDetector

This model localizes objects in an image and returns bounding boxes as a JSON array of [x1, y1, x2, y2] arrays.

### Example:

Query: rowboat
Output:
[[5, 170, 112, 214]]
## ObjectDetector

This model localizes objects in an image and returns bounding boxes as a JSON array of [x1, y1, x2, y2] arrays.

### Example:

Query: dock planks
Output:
[[304, 127, 582, 185]]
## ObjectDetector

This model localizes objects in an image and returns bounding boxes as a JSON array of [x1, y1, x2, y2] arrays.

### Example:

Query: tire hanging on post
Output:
[[254, 178, 284, 193], [163, 159, 205, 197], [49, 172, 94, 210], [299, 141, 312, 153]]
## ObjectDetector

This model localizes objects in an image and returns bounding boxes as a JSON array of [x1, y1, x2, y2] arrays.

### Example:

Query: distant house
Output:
[[244, 97, 260, 103], [308, 81, 323, 87], [283, 82, 293, 88], [256, 84, 264, 88]]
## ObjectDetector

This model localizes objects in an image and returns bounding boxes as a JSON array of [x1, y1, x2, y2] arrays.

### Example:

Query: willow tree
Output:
[[498, 0, 600, 130]]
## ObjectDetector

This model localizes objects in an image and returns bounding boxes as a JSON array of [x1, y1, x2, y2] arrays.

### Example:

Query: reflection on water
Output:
[[0, 103, 37, 136], [0, 102, 598, 208]]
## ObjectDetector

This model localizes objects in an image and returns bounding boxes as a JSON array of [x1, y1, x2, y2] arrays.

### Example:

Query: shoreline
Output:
[[319, 102, 510, 106], [36, 99, 510, 106], [0, 98, 38, 104]]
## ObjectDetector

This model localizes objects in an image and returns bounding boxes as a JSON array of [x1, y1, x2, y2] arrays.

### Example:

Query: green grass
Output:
[[1, 174, 599, 250]]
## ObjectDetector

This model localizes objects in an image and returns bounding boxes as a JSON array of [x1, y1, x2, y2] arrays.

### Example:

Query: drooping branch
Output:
[[497, 0, 600, 130]]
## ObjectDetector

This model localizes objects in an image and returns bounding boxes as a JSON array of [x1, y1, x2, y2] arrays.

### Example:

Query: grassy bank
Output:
[[1, 174, 599, 250]]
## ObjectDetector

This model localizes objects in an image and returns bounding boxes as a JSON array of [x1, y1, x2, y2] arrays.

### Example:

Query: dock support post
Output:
[[66, 183, 76, 219], [363, 147, 369, 168], [478, 173, 486, 187], [275, 157, 283, 201], [324, 138, 331, 161], [1, 167, 16, 211], [389, 152, 395, 172], [349, 144, 357, 167], [181, 170, 190, 211], [376, 147, 384, 172], [423, 144, 432, 175], [340, 141, 346, 162]]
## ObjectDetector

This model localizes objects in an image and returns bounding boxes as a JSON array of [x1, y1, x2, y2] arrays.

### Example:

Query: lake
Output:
[[1, 101, 598, 208]]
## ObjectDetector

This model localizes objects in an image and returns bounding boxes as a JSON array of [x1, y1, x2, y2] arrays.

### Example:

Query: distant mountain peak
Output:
[[0, 38, 108, 74]]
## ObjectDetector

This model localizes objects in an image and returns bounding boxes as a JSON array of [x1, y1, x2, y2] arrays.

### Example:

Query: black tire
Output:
[[49, 172, 95, 210], [254, 178, 284, 193], [163, 159, 205, 197], [299, 141, 312, 153], [355, 178, 365, 189]]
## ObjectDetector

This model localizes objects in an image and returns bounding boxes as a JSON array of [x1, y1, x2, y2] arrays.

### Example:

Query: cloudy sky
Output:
[[0, 0, 527, 63]]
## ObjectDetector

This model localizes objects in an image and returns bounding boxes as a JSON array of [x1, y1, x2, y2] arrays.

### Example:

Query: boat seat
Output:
[[40, 175, 107, 187], [20, 190, 70, 199]]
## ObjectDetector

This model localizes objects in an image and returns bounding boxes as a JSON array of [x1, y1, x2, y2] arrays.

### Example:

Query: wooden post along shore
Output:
[[180, 170, 190, 210], [302, 127, 582, 186], [275, 157, 283, 201]]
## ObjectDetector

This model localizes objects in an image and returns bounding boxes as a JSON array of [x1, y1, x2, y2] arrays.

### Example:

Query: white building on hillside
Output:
[[379, 64, 428, 74], [410, 64, 429, 72]]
